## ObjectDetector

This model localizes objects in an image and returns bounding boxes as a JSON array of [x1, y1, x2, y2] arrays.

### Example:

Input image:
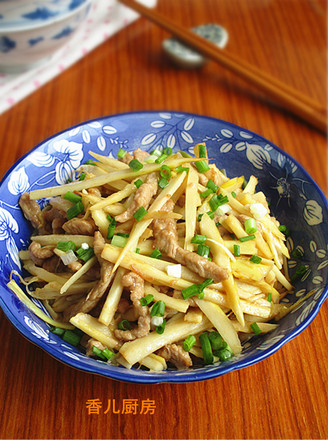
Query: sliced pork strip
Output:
[[133, 148, 150, 163], [19, 192, 44, 231], [114, 272, 150, 342], [62, 218, 97, 236], [157, 343, 192, 368], [29, 241, 54, 266]]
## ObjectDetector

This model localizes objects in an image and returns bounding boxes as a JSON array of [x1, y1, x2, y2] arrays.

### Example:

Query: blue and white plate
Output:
[[0, 111, 327, 384]]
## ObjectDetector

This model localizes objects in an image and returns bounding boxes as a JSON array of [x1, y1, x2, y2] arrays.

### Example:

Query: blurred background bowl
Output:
[[0, 111, 327, 384], [0, 0, 93, 73]]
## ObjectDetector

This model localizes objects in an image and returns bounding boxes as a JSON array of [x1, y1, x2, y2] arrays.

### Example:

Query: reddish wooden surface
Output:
[[0, 1, 327, 438]]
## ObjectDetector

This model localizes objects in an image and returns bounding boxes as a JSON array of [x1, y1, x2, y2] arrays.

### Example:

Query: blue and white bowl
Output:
[[0, 0, 92, 72], [0, 111, 327, 384]]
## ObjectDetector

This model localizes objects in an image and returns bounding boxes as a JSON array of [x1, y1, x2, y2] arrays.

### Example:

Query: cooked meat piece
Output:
[[86, 338, 106, 357], [115, 172, 158, 223], [52, 217, 66, 234], [121, 151, 133, 164], [49, 197, 73, 213], [62, 218, 97, 236], [42, 254, 61, 273], [19, 192, 44, 231], [63, 231, 113, 320], [157, 343, 192, 368], [114, 272, 150, 341], [29, 241, 54, 266], [133, 148, 150, 163], [153, 200, 228, 283]]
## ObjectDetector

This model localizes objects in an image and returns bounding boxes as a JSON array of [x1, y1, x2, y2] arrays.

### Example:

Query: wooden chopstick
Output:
[[118, 0, 327, 133]]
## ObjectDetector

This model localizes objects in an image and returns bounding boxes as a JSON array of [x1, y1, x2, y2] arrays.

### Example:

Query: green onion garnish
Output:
[[208, 331, 225, 351], [118, 320, 131, 331], [79, 172, 86, 181], [231, 191, 237, 198], [244, 218, 257, 234], [57, 241, 76, 252], [176, 165, 189, 173], [76, 247, 94, 262], [191, 234, 207, 245], [197, 244, 210, 258], [195, 160, 210, 173], [107, 215, 116, 240], [182, 335, 197, 352], [102, 348, 115, 360], [292, 248, 304, 259], [117, 148, 126, 159], [198, 144, 207, 158], [291, 265, 308, 283], [155, 154, 168, 164], [83, 160, 97, 166], [163, 147, 173, 156], [158, 177, 169, 189], [150, 300, 165, 317], [250, 322, 262, 335], [128, 159, 143, 171], [111, 234, 128, 248], [181, 278, 214, 300], [140, 294, 154, 306], [209, 194, 229, 212], [160, 164, 171, 179], [149, 248, 162, 259], [201, 188, 213, 198], [233, 244, 240, 257], [50, 326, 65, 336], [136, 248, 140, 254], [62, 330, 81, 347], [267, 292, 272, 302], [134, 179, 143, 189], [206, 179, 218, 192], [199, 332, 214, 364], [92, 345, 107, 360], [207, 211, 215, 219], [216, 347, 233, 362], [66, 201, 84, 220], [133, 206, 148, 221], [278, 224, 290, 237], [250, 255, 262, 264], [156, 319, 166, 334], [239, 234, 256, 242], [178, 150, 192, 158]]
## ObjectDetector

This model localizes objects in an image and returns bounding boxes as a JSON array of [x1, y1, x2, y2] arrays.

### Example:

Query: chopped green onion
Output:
[[149, 248, 162, 259], [134, 179, 143, 189], [155, 154, 168, 164], [50, 326, 65, 336], [267, 292, 272, 302], [136, 248, 140, 254], [198, 214, 204, 222], [92, 345, 107, 360], [79, 172, 86, 181], [233, 244, 240, 257], [116, 232, 129, 238], [111, 235, 128, 248], [128, 159, 143, 171], [160, 164, 171, 179], [117, 148, 126, 159], [206, 179, 218, 192], [182, 335, 197, 352], [62, 330, 81, 347], [201, 188, 213, 198], [199, 332, 214, 364], [181, 278, 214, 300], [102, 348, 115, 360], [76, 247, 94, 262], [83, 160, 97, 166], [156, 319, 166, 334], [195, 160, 210, 173], [244, 218, 257, 234], [57, 241, 76, 252], [150, 148, 162, 157], [107, 216, 116, 240], [239, 234, 256, 242], [150, 300, 165, 317], [191, 234, 207, 245], [133, 206, 148, 221], [292, 248, 304, 259], [216, 221, 221, 227], [250, 322, 262, 335], [209, 194, 229, 212], [163, 147, 173, 156], [158, 177, 169, 189], [66, 201, 84, 220], [197, 244, 210, 258], [198, 144, 207, 158], [231, 191, 237, 198], [176, 165, 189, 173], [118, 320, 131, 331], [178, 150, 192, 158], [140, 294, 154, 306], [291, 265, 308, 283], [216, 347, 233, 361], [279, 224, 290, 237], [208, 331, 225, 351], [207, 211, 215, 219], [250, 255, 262, 264]]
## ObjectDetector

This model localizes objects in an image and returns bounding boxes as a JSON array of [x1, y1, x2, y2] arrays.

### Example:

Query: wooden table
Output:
[[0, 1, 327, 438]]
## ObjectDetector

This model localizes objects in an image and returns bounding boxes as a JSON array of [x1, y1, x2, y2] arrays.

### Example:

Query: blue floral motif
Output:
[[69, 0, 86, 10], [52, 26, 74, 39], [0, 36, 16, 53], [29, 37, 44, 46], [22, 8, 58, 20]]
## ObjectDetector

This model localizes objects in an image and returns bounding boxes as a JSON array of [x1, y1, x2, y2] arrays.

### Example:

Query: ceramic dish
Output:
[[0, 111, 327, 384]]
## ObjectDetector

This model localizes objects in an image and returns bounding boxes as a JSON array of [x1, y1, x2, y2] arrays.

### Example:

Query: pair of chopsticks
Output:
[[118, 0, 327, 134]]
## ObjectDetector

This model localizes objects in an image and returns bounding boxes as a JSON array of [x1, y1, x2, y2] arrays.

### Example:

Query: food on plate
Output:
[[9, 143, 295, 371]]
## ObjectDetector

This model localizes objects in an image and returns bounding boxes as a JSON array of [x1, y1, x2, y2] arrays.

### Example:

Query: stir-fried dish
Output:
[[10, 144, 295, 371]]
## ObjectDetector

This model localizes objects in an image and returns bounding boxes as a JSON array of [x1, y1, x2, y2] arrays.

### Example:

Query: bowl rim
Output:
[[0, 0, 93, 33], [0, 110, 327, 384]]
